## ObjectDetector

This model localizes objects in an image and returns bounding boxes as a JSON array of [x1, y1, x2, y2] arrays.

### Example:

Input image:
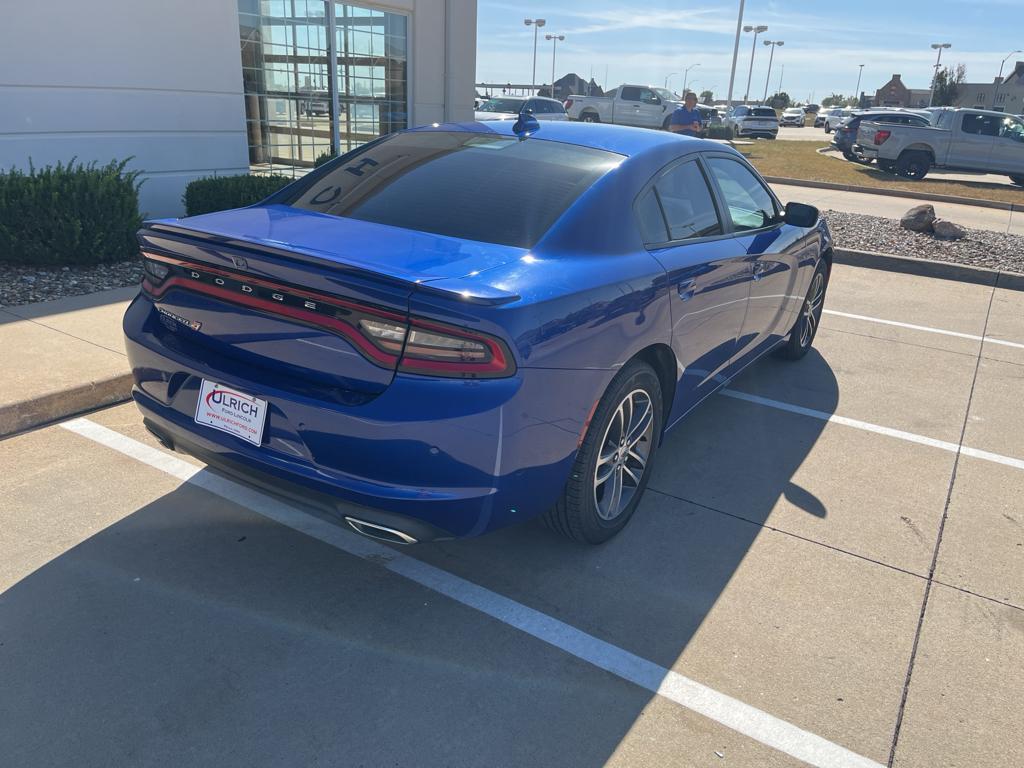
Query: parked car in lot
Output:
[[780, 107, 806, 127], [803, 103, 820, 114], [822, 108, 854, 132], [124, 120, 831, 545], [475, 96, 567, 121], [857, 108, 1024, 183], [565, 84, 681, 129], [723, 105, 779, 139], [833, 110, 930, 161]]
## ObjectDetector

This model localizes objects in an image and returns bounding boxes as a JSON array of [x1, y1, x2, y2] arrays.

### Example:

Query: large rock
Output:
[[900, 204, 936, 233], [932, 219, 967, 240]]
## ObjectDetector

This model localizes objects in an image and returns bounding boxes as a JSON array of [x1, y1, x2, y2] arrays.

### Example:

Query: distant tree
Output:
[[932, 63, 966, 106], [821, 93, 846, 107], [700, 89, 714, 104], [768, 91, 791, 109]]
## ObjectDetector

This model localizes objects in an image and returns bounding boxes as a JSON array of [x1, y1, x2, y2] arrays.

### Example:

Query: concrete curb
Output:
[[765, 176, 1022, 212], [833, 247, 1024, 291], [0, 373, 134, 439]]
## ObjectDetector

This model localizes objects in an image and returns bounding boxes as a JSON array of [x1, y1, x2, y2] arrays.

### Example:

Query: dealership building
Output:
[[2, 0, 477, 216]]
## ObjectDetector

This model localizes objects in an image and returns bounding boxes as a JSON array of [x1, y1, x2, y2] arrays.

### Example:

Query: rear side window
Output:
[[636, 160, 722, 245], [276, 132, 622, 248], [962, 114, 1001, 136], [705, 157, 779, 232]]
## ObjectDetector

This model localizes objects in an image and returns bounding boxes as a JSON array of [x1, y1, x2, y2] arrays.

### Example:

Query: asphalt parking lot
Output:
[[2, 262, 1022, 768]]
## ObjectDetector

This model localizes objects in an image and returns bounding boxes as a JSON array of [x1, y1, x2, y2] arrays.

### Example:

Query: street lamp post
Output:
[[762, 40, 783, 103], [664, 72, 678, 90], [854, 64, 864, 106], [682, 63, 700, 96], [524, 18, 546, 94], [545, 34, 564, 98], [927, 42, 951, 107], [994, 49, 1023, 108], [742, 24, 768, 102], [725, 0, 745, 107]]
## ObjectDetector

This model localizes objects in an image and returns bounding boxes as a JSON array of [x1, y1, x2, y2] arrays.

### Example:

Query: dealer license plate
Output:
[[194, 379, 268, 446]]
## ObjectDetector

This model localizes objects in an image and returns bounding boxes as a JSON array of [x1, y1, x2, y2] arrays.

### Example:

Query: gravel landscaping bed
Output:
[[0, 260, 143, 307], [824, 209, 1024, 274]]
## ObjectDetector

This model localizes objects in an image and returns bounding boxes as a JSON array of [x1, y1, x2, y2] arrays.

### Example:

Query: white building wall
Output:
[[1, 0, 477, 218]]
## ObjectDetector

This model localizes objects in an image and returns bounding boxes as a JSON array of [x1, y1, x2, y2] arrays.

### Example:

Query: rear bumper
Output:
[[736, 125, 779, 137], [124, 294, 610, 538]]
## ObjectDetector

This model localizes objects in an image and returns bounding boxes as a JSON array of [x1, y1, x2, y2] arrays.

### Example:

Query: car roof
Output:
[[412, 119, 727, 158]]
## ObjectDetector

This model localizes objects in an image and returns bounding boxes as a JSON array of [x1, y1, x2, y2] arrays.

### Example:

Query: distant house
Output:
[[538, 73, 603, 101], [955, 61, 1024, 113], [873, 74, 931, 108]]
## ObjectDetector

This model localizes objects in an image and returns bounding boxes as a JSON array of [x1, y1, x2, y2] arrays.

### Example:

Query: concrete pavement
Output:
[[1, 263, 1022, 767], [0, 287, 136, 436]]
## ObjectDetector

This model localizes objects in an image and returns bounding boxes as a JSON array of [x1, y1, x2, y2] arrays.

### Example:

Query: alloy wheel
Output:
[[593, 389, 655, 521], [799, 271, 826, 348]]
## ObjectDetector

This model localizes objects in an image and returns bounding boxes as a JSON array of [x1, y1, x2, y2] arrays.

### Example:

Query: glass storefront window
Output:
[[238, 0, 408, 177]]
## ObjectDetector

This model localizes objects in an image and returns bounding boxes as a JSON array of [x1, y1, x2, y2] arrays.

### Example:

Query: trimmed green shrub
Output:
[[183, 174, 293, 217], [314, 152, 336, 167], [0, 158, 143, 266], [706, 125, 735, 140]]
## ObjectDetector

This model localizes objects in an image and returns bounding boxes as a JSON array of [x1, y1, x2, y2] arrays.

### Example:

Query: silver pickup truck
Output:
[[565, 85, 685, 130], [856, 108, 1024, 185]]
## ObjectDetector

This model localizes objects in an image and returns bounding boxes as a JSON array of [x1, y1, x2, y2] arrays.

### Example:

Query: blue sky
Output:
[[476, 0, 1023, 102]]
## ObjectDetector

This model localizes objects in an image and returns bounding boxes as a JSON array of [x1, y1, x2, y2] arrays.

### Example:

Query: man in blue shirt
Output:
[[669, 92, 704, 137]]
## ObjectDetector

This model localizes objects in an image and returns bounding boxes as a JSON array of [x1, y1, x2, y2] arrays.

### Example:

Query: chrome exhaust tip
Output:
[[344, 517, 418, 545]]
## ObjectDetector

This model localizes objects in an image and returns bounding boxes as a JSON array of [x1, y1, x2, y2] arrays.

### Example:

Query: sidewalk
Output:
[[771, 182, 1024, 235], [0, 288, 136, 437]]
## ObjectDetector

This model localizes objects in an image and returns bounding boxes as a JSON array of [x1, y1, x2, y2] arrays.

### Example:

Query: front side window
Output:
[[705, 157, 778, 232], [275, 131, 623, 248], [620, 86, 642, 101], [998, 116, 1024, 142]]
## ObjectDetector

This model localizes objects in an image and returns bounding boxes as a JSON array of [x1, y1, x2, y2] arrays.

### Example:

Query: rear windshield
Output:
[[751, 108, 777, 118], [273, 131, 623, 248], [478, 98, 525, 113]]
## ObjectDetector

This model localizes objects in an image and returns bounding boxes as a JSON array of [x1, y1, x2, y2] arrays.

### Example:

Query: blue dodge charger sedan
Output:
[[125, 118, 831, 544]]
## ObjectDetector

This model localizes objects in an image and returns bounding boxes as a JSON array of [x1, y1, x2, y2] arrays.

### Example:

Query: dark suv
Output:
[[834, 111, 929, 161]]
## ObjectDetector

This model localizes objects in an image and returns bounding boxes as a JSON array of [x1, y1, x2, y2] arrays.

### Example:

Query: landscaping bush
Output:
[[0, 158, 143, 266], [706, 125, 734, 140], [314, 152, 336, 167], [183, 174, 293, 217]]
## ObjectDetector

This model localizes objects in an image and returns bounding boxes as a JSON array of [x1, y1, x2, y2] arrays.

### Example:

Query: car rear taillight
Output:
[[139, 251, 517, 379], [563, 99, 573, 110], [874, 130, 891, 145]]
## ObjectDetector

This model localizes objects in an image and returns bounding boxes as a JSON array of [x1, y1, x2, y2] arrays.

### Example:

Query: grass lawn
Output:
[[739, 140, 1024, 205]]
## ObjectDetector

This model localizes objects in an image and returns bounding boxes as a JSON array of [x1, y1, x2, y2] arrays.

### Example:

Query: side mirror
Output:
[[784, 201, 819, 228]]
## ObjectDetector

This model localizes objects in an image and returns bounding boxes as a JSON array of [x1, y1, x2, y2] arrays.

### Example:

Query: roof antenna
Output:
[[512, 109, 540, 137]]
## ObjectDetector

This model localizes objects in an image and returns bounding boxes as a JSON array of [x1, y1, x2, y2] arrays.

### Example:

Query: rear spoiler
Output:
[[142, 222, 521, 306]]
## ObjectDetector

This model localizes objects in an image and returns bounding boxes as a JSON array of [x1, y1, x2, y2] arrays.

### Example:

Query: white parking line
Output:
[[823, 309, 1024, 350], [60, 417, 884, 768], [721, 390, 1024, 471]]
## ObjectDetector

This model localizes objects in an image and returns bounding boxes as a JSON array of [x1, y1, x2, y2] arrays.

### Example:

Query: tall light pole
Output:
[[742, 24, 768, 102], [777, 64, 784, 95], [994, 49, 1022, 108], [665, 72, 678, 90], [682, 63, 700, 96], [762, 40, 783, 103], [545, 34, 564, 98], [524, 18, 546, 94], [927, 42, 951, 107], [726, 0, 745, 107], [854, 63, 864, 106]]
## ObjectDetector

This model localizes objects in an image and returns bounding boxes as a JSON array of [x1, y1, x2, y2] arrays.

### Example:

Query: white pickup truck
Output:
[[564, 85, 685, 131], [856, 108, 1024, 185]]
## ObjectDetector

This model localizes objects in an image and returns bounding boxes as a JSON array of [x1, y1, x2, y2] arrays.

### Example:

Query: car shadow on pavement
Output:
[[0, 350, 838, 767]]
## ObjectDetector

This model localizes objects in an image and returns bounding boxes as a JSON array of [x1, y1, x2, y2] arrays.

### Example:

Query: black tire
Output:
[[824, 125, 832, 134], [767, 134, 777, 140], [543, 361, 663, 544], [580, 112, 600, 123], [878, 160, 897, 174], [896, 151, 930, 180], [662, 116, 672, 131], [776, 260, 829, 361], [1010, 175, 1024, 187]]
